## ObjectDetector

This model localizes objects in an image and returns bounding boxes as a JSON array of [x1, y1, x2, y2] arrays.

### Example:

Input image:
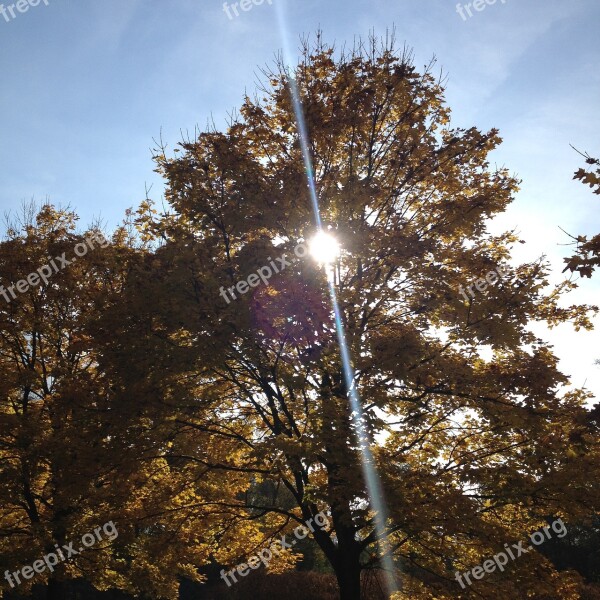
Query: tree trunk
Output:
[[334, 559, 362, 600], [46, 577, 64, 600]]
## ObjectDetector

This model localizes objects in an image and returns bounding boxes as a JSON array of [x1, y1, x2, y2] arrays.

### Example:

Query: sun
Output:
[[308, 230, 340, 266]]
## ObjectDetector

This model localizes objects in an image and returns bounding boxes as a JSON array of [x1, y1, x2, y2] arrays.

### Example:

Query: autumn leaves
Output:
[[218, 241, 308, 304], [220, 511, 330, 587], [4, 521, 118, 590], [0, 231, 109, 305], [455, 519, 568, 589]]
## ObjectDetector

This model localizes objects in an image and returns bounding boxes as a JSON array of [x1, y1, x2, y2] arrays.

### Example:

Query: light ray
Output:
[[327, 279, 400, 596], [274, 3, 400, 596]]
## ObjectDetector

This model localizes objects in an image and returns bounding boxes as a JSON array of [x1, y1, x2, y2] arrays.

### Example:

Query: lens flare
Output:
[[274, 3, 400, 594], [309, 231, 340, 265]]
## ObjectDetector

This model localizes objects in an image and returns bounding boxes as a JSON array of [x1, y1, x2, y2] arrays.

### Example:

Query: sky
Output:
[[1, 0, 599, 397]]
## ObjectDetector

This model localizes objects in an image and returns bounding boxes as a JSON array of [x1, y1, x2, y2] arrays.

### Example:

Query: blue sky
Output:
[[1, 0, 599, 394]]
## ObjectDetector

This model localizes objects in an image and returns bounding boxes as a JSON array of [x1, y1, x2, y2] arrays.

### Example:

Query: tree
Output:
[[563, 148, 600, 277], [0, 205, 230, 600], [118, 33, 600, 599], [0, 204, 123, 600]]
